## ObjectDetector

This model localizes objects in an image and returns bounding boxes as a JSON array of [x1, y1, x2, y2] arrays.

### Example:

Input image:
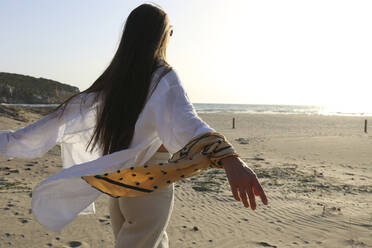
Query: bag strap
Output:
[[148, 65, 173, 99]]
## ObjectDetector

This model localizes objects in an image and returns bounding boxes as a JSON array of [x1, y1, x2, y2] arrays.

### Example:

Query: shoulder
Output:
[[154, 66, 183, 91], [148, 63, 191, 104]]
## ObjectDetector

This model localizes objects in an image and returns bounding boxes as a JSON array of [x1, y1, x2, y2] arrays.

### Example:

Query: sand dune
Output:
[[0, 112, 371, 247]]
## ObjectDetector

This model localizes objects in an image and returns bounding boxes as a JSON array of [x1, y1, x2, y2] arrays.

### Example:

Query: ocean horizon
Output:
[[1, 103, 371, 117], [194, 103, 372, 116]]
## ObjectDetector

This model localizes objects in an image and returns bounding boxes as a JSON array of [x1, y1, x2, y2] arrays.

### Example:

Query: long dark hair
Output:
[[54, 4, 172, 155]]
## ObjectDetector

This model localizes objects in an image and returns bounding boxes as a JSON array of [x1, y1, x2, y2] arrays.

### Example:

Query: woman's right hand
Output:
[[220, 156, 268, 210]]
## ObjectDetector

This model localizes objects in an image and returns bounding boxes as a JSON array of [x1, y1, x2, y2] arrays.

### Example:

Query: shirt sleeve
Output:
[[152, 69, 215, 154], [0, 110, 66, 159]]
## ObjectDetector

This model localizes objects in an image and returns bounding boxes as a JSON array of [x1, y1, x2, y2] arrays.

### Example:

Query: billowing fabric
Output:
[[0, 66, 215, 232], [83, 132, 237, 197], [0, 89, 101, 214]]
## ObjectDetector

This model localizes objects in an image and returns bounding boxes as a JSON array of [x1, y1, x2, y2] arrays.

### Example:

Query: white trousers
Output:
[[109, 152, 174, 248]]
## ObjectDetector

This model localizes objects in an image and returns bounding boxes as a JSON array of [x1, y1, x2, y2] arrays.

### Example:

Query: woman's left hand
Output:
[[220, 156, 268, 210]]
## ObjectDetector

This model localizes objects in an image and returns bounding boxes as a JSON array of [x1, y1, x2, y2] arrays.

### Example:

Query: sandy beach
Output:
[[0, 109, 371, 248]]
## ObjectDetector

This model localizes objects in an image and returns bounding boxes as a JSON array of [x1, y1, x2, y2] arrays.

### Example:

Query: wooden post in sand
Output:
[[365, 119, 368, 133], [232, 117, 235, 129]]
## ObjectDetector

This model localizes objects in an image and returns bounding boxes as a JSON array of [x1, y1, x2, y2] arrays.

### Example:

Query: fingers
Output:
[[238, 189, 249, 208], [253, 185, 260, 196], [231, 181, 267, 209], [254, 181, 268, 205], [231, 185, 240, 202], [247, 186, 256, 210]]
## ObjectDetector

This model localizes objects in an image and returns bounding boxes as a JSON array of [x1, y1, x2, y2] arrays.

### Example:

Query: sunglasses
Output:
[[169, 25, 174, 37]]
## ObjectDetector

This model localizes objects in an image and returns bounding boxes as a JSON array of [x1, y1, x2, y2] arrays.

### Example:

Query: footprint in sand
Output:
[[68, 241, 82, 247], [235, 137, 249, 144], [257, 242, 277, 248], [65, 241, 91, 248]]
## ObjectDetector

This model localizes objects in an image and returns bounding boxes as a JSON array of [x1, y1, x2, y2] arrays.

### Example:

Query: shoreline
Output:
[[2, 103, 372, 117]]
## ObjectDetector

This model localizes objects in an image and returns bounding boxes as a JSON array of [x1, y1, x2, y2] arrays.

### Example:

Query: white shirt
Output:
[[0, 67, 214, 232]]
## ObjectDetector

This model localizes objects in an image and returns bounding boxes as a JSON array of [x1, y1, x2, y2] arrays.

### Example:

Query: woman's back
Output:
[[60, 65, 174, 167], [47, 65, 212, 168]]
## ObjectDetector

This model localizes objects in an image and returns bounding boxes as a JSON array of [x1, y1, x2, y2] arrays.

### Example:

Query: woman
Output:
[[0, 3, 267, 248]]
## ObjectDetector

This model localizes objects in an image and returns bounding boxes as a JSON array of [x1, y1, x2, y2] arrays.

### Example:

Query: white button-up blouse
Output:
[[0, 67, 214, 232]]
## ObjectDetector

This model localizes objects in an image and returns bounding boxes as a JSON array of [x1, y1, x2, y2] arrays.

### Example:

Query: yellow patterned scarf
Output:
[[82, 132, 238, 197]]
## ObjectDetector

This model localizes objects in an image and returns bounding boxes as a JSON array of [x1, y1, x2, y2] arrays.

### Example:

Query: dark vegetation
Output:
[[0, 72, 79, 104]]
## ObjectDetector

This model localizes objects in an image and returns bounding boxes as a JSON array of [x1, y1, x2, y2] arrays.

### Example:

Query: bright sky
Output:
[[1, 0, 372, 109]]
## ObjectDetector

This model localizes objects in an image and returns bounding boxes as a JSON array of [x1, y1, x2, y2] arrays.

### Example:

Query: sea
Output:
[[1, 103, 372, 116], [193, 103, 372, 116]]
